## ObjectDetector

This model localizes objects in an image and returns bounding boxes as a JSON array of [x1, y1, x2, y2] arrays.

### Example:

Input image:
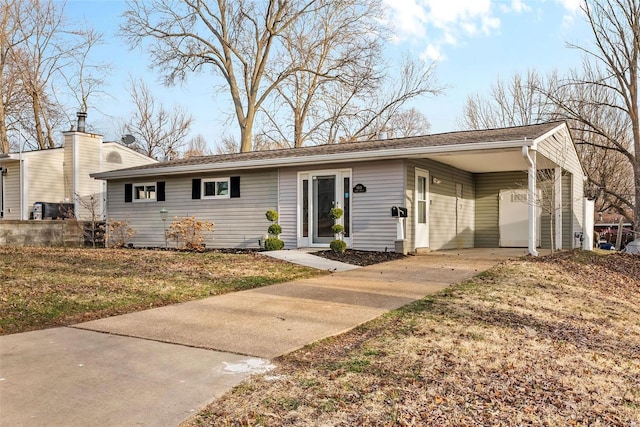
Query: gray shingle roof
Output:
[[99, 121, 564, 177]]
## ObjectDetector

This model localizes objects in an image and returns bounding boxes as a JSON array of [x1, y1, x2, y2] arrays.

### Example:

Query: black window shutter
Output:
[[124, 183, 132, 203], [157, 181, 165, 201], [192, 178, 201, 199], [230, 176, 240, 198]]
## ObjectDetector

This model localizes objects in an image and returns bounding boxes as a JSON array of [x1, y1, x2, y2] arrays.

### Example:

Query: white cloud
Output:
[[500, 0, 531, 13], [383, 0, 502, 60], [554, 0, 583, 13]]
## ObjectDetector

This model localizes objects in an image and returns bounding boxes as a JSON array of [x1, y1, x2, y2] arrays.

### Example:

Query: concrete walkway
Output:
[[0, 249, 522, 427]]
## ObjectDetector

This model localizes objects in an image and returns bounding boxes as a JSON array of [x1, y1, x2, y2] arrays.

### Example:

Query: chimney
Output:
[[77, 111, 87, 133]]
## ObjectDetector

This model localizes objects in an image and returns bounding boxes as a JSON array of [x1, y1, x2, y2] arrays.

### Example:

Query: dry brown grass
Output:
[[0, 246, 323, 334], [186, 251, 640, 426]]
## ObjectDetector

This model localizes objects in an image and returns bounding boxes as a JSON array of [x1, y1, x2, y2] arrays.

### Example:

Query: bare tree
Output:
[[214, 132, 287, 154], [459, 67, 634, 223], [58, 26, 108, 119], [1, 0, 103, 151], [123, 77, 193, 160], [379, 107, 431, 138], [122, 0, 324, 153], [259, 0, 384, 147], [324, 57, 441, 143], [182, 134, 211, 158], [460, 69, 559, 130], [560, 0, 640, 235]]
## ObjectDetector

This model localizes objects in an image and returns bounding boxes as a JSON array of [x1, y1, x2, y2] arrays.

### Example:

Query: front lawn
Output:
[[186, 251, 640, 426], [0, 247, 324, 334]]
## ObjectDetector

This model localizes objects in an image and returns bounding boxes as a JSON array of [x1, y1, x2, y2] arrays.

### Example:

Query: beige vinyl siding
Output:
[[24, 150, 66, 219], [537, 128, 584, 243], [278, 160, 404, 251], [106, 170, 278, 248], [474, 172, 527, 248], [538, 175, 553, 249], [278, 167, 297, 249], [562, 172, 573, 249], [351, 160, 405, 251], [75, 134, 103, 219], [1, 162, 20, 220], [406, 159, 474, 251]]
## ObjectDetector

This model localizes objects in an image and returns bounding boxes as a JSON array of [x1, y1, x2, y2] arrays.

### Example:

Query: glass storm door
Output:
[[415, 169, 429, 248], [313, 175, 336, 244], [298, 170, 351, 247]]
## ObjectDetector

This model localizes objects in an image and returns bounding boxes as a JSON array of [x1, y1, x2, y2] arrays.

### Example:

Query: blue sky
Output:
[[63, 0, 591, 150]]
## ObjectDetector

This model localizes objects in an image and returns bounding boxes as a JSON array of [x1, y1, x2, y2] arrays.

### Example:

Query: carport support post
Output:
[[522, 146, 539, 256]]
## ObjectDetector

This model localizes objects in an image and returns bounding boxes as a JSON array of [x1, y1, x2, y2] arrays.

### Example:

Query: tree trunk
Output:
[[239, 114, 253, 153], [0, 101, 8, 153], [31, 92, 46, 149]]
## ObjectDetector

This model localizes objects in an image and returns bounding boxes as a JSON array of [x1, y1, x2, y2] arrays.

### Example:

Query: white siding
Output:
[[406, 159, 475, 251], [106, 170, 278, 248], [102, 143, 156, 171]]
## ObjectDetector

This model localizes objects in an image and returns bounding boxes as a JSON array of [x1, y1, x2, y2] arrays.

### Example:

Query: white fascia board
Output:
[[92, 138, 531, 180], [531, 123, 566, 149]]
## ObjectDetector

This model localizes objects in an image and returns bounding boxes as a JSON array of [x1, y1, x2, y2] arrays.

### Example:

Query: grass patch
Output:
[[185, 251, 640, 426], [0, 247, 324, 334]]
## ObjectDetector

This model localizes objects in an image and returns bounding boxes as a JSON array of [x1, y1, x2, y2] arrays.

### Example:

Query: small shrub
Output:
[[329, 208, 344, 220], [106, 219, 136, 248], [264, 237, 285, 251], [331, 224, 345, 235], [268, 224, 283, 236], [265, 210, 279, 222], [166, 216, 215, 251], [330, 239, 347, 253]]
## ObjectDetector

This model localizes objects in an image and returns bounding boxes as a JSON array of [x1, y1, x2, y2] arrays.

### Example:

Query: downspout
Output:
[[522, 145, 539, 256]]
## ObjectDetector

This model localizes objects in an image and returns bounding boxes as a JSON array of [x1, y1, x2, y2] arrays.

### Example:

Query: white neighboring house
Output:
[[0, 119, 156, 221]]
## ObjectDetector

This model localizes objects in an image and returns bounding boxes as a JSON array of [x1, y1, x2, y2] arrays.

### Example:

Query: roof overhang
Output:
[[92, 122, 568, 180], [92, 138, 539, 180]]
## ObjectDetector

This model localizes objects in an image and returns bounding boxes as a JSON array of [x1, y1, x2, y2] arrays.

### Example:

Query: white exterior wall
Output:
[[106, 170, 278, 248], [25, 150, 66, 217]]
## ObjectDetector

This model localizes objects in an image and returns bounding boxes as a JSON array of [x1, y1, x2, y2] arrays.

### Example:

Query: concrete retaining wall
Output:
[[0, 220, 89, 247]]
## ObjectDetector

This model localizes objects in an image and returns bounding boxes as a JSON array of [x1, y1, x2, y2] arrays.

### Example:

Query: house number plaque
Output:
[[353, 183, 367, 193]]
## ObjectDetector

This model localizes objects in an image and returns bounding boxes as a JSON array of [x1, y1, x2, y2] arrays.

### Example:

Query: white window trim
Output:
[[133, 182, 157, 202], [202, 177, 230, 199]]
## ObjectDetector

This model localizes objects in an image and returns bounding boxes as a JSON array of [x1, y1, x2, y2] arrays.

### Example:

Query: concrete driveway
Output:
[[0, 249, 522, 427]]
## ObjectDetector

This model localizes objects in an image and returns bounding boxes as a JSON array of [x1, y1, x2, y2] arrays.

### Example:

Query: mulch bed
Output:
[[313, 249, 407, 266]]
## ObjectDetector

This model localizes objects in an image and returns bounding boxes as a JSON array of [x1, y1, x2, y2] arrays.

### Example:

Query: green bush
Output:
[[330, 239, 347, 253], [264, 237, 285, 251], [265, 210, 279, 222], [331, 224, 345, 234], [329, 208, 344, 220], [268, 224, 282, 236]]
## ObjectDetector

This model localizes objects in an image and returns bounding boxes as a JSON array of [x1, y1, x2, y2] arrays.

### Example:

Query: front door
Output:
[[313, 175, 335, 244], [298, 169, 351, 247], [415, 168, 429, 248]]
